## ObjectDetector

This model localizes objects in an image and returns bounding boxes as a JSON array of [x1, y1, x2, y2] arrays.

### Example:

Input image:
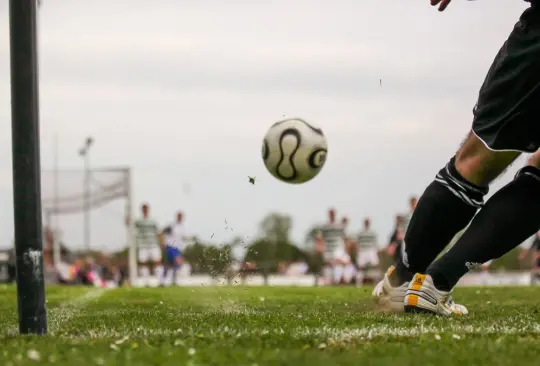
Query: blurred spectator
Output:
[[134, 202, 161, 287], [285, 261, 309, 276], [318, 208, 347, 285], [387, 215, 404, 259], [356, 217, 380, 285], [520, 231, 540, 284]]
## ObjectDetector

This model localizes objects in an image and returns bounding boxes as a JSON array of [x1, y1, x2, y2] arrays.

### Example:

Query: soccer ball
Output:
[[261, 118, 328, 184]]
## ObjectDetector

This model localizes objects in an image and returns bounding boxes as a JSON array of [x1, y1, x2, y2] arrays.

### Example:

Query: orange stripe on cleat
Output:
[[406, 294, 419, 306], [411, 274, 426, 291]]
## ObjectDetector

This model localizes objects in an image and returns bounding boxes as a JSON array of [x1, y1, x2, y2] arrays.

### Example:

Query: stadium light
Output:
[[9, 0, 48, 334], [79, 137, 94, 252]]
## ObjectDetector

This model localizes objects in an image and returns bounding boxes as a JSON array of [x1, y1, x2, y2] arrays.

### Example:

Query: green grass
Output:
[[0, 285, 540, 365]]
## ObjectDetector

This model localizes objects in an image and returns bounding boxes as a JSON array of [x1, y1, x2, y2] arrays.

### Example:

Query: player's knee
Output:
[[455, 131, 520, 186], [434, 155, 489, 209], [526, 150, 540, 170]]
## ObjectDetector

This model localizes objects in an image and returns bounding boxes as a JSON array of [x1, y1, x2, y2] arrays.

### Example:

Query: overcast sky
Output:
[[0, 0, 532, 254]]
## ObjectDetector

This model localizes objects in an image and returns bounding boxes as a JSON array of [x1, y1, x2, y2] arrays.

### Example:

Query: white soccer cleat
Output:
[[404, 273, 468, 316], [372, 266, 409, 313]]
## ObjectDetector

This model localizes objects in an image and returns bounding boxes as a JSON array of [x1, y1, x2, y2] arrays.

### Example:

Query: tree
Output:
[[182, 238, 232, 276], [304, 224, 323, 250], [240, 213, 310, 277], [259, 212, 292, 245]]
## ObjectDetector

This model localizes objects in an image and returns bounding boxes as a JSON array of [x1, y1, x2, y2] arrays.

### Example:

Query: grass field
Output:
[[1, 285, 540, 365]]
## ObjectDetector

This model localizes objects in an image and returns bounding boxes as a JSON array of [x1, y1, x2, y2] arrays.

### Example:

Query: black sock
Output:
[[427, 166, 540, 291], [393, 157, 488, 285]]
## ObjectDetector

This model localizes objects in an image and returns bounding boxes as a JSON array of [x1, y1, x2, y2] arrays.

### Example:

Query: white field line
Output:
[[60, 321, 540, 341], [48, 288, 107, 334], [1, 288, 107, 338]]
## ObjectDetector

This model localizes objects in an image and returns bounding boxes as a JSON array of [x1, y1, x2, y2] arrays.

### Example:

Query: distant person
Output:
[[387, 215, 404, 260], [520, 232, 540, 285], [392, 197, 417, 264], [134, 203, 161, 287], [340, 217, 357, 285], [161, 212, 186, 286], [356, 217, 379, 285], [317, 209, 346, 285], [330, 217, 354, 285], [285, 262, 309, 276], [480, 260, 492, 285], [399, 196, 418, 237]]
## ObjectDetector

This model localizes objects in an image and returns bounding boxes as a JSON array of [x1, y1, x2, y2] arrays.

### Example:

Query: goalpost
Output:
[[40, 167, 137, 285]]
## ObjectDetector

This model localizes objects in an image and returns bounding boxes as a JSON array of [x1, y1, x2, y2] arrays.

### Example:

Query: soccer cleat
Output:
[[404, 273, 468, 316], [372, 266, 409, 313]]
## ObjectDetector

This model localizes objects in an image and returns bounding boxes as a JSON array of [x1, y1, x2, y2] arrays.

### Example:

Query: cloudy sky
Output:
[[0, 0, 532, 254]]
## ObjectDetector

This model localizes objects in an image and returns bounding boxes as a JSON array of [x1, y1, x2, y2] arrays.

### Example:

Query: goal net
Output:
[[40, 167, 137, 284]]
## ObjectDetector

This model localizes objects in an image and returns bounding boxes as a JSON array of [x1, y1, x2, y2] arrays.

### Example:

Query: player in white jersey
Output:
[[356, 217, 379, 285], [332, 217, 355, 284], [134, 203, 161, 286], [317, 209, 347, 285], [161, 211, 186, 286]]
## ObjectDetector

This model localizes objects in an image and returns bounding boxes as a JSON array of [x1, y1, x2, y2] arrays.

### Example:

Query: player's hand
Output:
[[431, 0, 451, 12]]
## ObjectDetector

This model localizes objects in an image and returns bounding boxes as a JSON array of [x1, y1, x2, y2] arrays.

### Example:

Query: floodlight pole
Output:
[[9, 0, 48, 334], [79, 137, 93, 252]]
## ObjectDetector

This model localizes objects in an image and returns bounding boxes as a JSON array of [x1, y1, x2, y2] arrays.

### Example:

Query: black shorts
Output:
[[472, 6, 540, 153]]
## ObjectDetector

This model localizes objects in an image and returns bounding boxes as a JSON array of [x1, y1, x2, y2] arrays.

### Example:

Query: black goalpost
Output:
[[9, 0, 47, 334]]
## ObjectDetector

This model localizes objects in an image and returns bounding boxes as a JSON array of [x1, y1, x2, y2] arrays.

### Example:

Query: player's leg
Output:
[[151, 247, 163, 287], [534, 255, 540, 285], [137, 249, 151, 287], [342, 263, 354, 285], [356, 251, 366, 285], [398, 3, 540, 282], [333, 262, 344, 285], [392, 131, 518, 286], [161, 246, 173, 286], [406, 151, 540, 315], [172, 250, 183, 285], [366, 248, 380, 283], [481, 260, 493, 285], [322, 263, 333, 285], [375, 6, 540, 311], [322, 251, 335, 285], [374, 131, 518, 311], [404, 6, 540, 314]]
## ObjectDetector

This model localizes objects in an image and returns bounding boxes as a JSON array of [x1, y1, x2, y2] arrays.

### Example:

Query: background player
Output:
[[334, 216, 355, 285], [317, 208, 346, 285], [480, 260, 492, 286], [387, 215, 404, 259], [356, 217, 379, 285], [134, 203, 161, 287], [520, 231, 540, 285], [161, 211, 186, 286]]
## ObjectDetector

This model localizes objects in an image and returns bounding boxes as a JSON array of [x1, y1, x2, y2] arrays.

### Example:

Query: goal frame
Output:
[[41, 166, 137, 285]]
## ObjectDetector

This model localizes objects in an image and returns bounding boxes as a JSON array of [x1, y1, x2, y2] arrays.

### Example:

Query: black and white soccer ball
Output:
[[261, 118, 328, 184]]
